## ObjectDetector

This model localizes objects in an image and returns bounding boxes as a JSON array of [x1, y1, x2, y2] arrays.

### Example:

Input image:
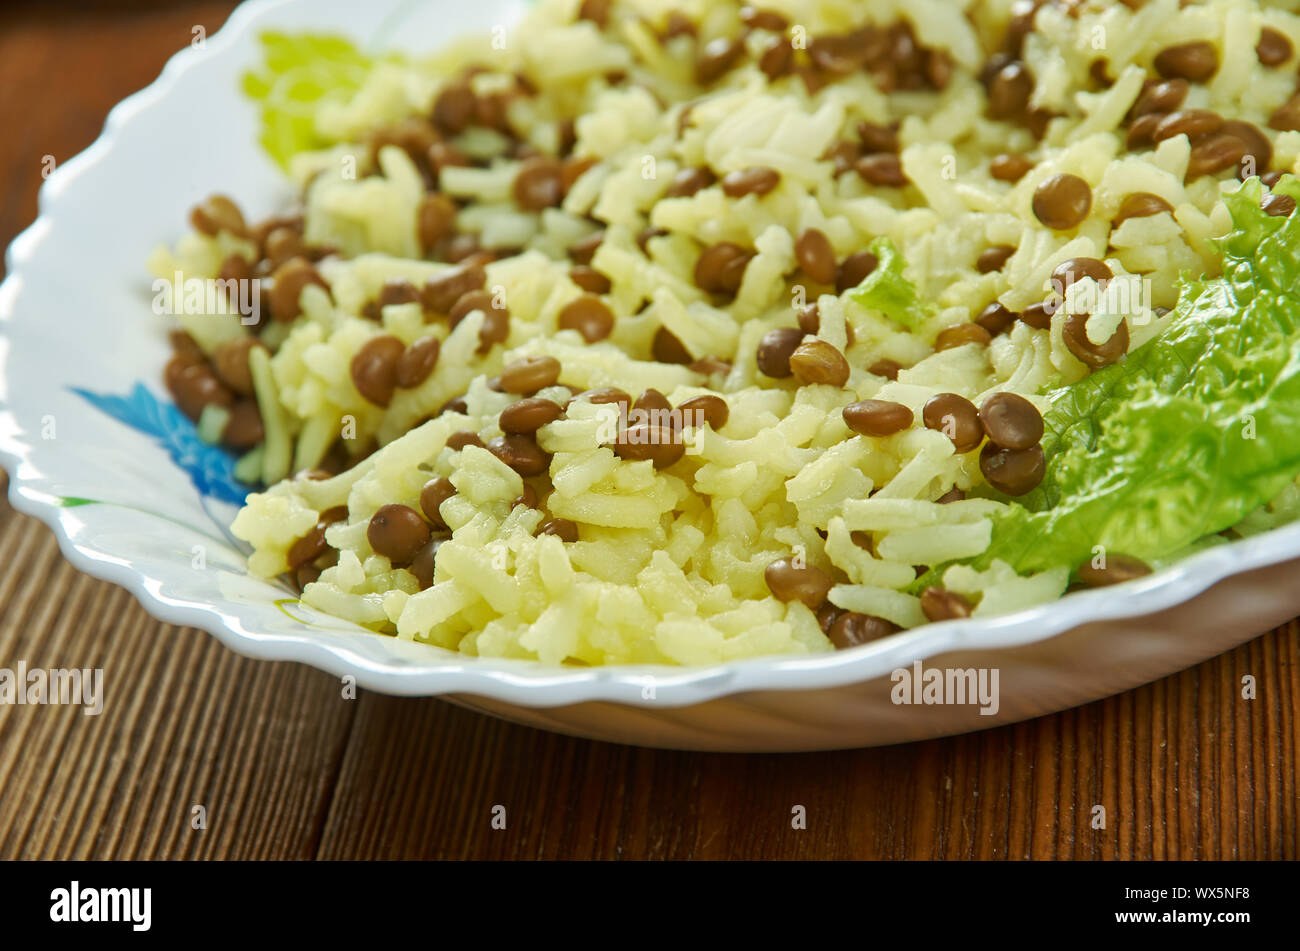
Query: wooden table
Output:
[[1, 0, 1296, 861]]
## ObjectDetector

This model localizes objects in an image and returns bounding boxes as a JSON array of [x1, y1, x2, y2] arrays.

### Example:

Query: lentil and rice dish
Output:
[[154, 0, 1300, 664]]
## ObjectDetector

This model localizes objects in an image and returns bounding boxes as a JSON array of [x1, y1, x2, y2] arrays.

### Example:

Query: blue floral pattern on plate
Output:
[[72, 384, 251, 505]]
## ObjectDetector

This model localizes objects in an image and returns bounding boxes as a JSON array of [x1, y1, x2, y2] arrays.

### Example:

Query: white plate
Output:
[[3, 0, 1298, 751]]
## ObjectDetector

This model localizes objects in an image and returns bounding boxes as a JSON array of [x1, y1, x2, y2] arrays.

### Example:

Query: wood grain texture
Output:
[[0, 0, 1297, 861]]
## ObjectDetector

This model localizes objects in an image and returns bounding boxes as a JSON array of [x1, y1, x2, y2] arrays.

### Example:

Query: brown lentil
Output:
[[349, 334, 406, 407], [1222, 120, 1273, 176], [446, 430, 484, 451], [488, 433, 552, 476], [989, 152, 1034, 182], [440, 394, 469, 416], [442, 233, 483, 263], [808, 34, 872, 74], [660, 10, 696, 40], [408, 535, 449, 589], [1125, 111, 1166, 150], [632, 388, 672, 418], [758, 35, 794, 78], [828, 612, 898, 650], [789, 340, 850, 387], [854, 153, 908, 187], [1263, 192, 1297, 217], [1051, 256, 1112, 294], [263, 227, 305, 268], [1114, 191, 1175, 224], [1131, 78, 1189, 117], [287, 517, 331, 570], [448, 289, 510, 353], [513, 483, 539, 509], [836, 251, 879, 293], [395, 336, 440, 389], [222, 399, 264, 448], [539, 518, 580, 543], [419, 477, 456, 528], [268, 258, 329, 321], [211, 336, 262, 397], [558, 295, 616, 342], [1063, 312, 1129, 369], [651, 326, 693, 364], [567, 265, 611, 295], [1189, 131, 1251, 180], [975, 301, 1018, 337], [868, 358, 901, 380], [842, 399, 913, 437], [857, 121, 900, 154], [696, 36, 744, 84], [1269, 95, 1300, 132], [1020, 301, 1055, 329], [422, 262, 487, 313], [677, 395, 729, 431], [721, 166, 781, 198], [512, 156, 565, 210], [1032, 173, 1092, 230], [500, 397, 563, 434], [694, 242, 752, 294], [1256, 26, 1293, 66], [739, 5, 788, 31], [1152, 108, 1222, 143], [764, 558, 833, 609], [432, 81, 476, 134], [417, 193, 458, 255], [1077, 553, 1153, 587], [825, 140, 864, 177], [987, 61, 1034, 119], [665, 165, 716, 199], [936, 487, 966, 504], [755, 327, 805, 378], [295, 565, 322, 590], [976, 244, 1016, 273], [613, 424, 684, 468], [168, 330, 204, 362], [922, 393, 984, 453], [1154, 41, 1218, 82], [817, 602, 844, 635], [794, 228, 837, 285], [573, 386, 631, 416], [190, 194, 246, 238], [979, 392, 1043, 450], [367, 504, 431, 565], [165, 360, 233, 421], [920, 586, 973, 622], [690, 355, 732, 377], [378, 279, 421, 310], [935, 323, 993, 351], [500, 354, 561, 394], [569, 230, 605, 265], [449, 288, 500, 325]]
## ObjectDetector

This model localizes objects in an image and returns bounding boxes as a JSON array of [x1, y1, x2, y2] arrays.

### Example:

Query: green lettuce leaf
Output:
[[241, 32, 375, 168], [847, 237, 933, 329], [969, 176, 1300, 578]]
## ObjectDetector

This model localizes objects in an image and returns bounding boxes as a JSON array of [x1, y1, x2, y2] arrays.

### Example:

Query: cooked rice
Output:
[[147, 0, 1300, 664]]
